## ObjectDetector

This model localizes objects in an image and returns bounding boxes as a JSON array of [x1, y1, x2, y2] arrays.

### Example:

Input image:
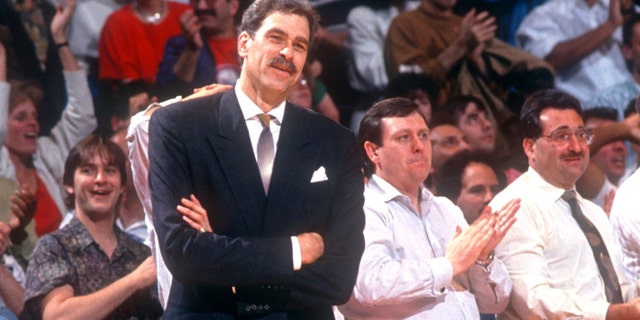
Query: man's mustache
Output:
[[268, 56, 297, 74], [195, 8, 217, 17]]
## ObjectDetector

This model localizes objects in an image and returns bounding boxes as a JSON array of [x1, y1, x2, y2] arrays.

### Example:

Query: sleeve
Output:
[[23, 235, 74, 317], [37, 70, 97, 178], [352, 202, 454, 304], [0, 81, 8, 146], [155, 36, 190, 89], [346, 7, 389, 92], [493, 201, 610, 319], [384, 16, 452, 84], [468, 259, 512, 314], [514, 8, 563, 59]]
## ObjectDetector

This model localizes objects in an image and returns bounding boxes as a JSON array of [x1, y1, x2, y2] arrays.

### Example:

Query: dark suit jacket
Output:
[[148, 89, 365, 319]]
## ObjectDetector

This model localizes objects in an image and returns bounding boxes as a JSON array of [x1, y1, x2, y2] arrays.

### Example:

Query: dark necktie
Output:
[[256, 114, 274, 193], [562, 190, 623, 303]]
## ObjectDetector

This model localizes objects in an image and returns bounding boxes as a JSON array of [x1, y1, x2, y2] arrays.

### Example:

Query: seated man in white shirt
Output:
[[490, 89, 640, 319], [338, 97, 519, 319]]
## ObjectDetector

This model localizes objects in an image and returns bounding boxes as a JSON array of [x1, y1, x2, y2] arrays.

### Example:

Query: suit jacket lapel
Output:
[[207, 90, 266, 235]]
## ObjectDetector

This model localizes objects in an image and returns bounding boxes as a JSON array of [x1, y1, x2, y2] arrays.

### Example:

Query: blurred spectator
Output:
[[345, 0, 419, 130], [576, 107, 640, 212], [287, 59, 340, 122], [21, 134, 162, 319], [385, 0, 554, 149], [434, 151, 505, 224], [156, 0, 241, 99], [7, 0, 68, 136], [516, 0, 634, 103], [0, 0, 96, 242], [587, 13, 640, 117], [444, 95, 527, 181], [98, 0, 190, 85], [385, 72, 437, 125], [427, 122, 471, 189], [0, 0, 42, 82]]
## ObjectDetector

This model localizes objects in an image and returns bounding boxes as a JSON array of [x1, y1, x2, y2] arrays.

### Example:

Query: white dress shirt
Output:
[[339, 175, 511, 319], [515, 0, 632, 103], [491, 168, 636, 319], [610, 167, 640, 284]]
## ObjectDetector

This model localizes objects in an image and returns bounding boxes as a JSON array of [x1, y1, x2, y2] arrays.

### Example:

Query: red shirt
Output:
[[99, 2, 190, 83], [33, 174, 62, 236]]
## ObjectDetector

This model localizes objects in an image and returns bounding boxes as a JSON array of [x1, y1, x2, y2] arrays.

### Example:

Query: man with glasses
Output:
[[489, 89, 640, 319]]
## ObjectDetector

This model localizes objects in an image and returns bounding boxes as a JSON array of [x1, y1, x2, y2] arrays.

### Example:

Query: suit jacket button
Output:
[[264, 305, 270, 311]]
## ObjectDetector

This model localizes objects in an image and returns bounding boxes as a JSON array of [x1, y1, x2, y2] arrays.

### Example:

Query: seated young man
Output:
[[21, 134, 162, 319]]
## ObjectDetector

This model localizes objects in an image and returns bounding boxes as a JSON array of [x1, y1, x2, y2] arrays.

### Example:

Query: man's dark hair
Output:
[[443, 95, 488, 125], [358, 97, 427, 178], [623, 13, 640, 47], [520, 89, 583, 140], [385, 72, 438, 103], [582, 106, 619, 123], [63, 134, 127, 207], [239, 0, 319, 44], [433, 150, 504, 203]]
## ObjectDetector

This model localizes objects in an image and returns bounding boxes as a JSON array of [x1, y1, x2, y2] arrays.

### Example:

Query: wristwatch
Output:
[[475, 251, 494, 272]]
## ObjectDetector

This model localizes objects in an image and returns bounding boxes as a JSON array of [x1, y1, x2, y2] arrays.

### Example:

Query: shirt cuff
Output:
[[291, 236, 301, 271], [427, 257, 453, 295]]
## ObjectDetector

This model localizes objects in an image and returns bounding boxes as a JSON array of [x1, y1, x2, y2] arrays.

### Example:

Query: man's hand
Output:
[[183, 83, 233, 101], [457, 9, 496, 54], [180, 10, 203, 51], [50, 0, 75, 44], [297, 232, 324, 265], [478, 198, 520, 259], [445, 214, 496, 276], [130, 257, 157, 290], [9, 186, 37, 235], [177, 194, 212, 233]]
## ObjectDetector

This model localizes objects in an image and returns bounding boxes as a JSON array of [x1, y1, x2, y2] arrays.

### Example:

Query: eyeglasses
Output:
[[539, 128, 593, 146]]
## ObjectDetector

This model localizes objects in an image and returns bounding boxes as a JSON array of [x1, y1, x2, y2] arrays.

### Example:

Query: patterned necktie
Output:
[[256, 114, 274, 193], [562, 190, 623, 303]]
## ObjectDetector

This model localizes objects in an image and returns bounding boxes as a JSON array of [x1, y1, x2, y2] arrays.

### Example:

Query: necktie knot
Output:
[[561, 190, 576, 203], [257, 113, 271, 130]]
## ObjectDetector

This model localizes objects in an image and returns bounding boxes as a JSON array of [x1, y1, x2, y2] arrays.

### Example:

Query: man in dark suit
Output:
[[147, 0, 365, 318]]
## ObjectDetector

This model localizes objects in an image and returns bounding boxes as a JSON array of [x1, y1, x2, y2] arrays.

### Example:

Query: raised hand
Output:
[[445, 214, 496, 276], [457, 9, 496, 54], [179, 10, 203, 51], [177, 194, 211, 233], [50, 0, 76, 44]]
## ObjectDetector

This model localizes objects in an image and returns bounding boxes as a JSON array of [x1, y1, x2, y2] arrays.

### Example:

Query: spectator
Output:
[[98, 0, 190, 85], [287, 59, 340, 122], [491, 89, 640, 319], [156, 0, 241, 99], [428, 122, 471, 188], [339, 97, 518, 319], [0, 0, 96, 242], [576, 107, 640, 211], [434, 151, 504, 224], [21, 134, 162, 319], [345, 0, 420, 130], [516, 0, 634, 103], [385, 72, 437, 125], [384, 0, 554, 146]]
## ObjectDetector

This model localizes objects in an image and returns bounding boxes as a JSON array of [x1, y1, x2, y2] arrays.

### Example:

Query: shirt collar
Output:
[[235, 85, 286, 125], [368, 174, 433, 205], [527, 166, 578, 202]]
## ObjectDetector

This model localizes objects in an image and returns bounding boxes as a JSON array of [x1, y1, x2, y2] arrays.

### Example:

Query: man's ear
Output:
[[523, 138, 536, 162], [363, 141, 379, 163], [65, 185, 74, 196], [238, 31, 251, 59]]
